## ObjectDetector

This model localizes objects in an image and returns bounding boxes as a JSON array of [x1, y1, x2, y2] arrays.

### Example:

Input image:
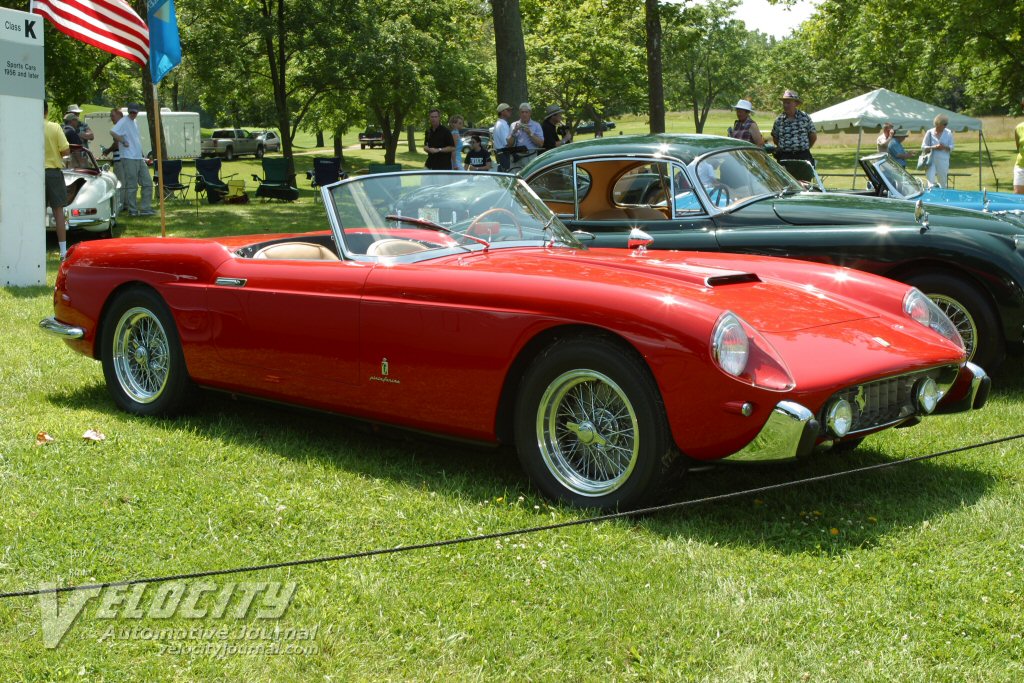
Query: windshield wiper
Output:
[[384, 214, 490, 248]]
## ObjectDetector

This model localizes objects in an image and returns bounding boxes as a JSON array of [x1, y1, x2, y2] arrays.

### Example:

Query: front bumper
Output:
[[727, 401, 820, 463], [39, 317, 85, 340], [726, 363, 989, 463]]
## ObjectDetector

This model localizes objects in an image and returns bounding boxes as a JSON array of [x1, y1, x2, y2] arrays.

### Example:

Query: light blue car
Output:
[[784, 152, 1024, 226]]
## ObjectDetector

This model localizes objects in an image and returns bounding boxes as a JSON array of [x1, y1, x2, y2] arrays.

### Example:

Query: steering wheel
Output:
[[468, 207, 522, 239], [707, 181, 731, 207]]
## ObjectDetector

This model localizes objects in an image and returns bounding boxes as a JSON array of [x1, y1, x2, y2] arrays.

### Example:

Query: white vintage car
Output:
[[47, 145, 120, 236]]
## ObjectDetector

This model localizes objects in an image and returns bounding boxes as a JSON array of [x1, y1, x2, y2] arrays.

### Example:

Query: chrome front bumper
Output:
[[727, 401, 820, 463], [39, 317, 85, 340], [934, 362, 991, 414]]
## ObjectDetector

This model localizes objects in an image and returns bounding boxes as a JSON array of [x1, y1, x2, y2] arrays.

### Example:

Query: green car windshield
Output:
[[328, 171, 583, 257], [694, 148, 804, 209]]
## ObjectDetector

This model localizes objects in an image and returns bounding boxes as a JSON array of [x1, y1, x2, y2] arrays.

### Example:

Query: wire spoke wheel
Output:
[[537, 369, 640, 497], [927, 294, 977, 361], [112, 306, 171, 404]]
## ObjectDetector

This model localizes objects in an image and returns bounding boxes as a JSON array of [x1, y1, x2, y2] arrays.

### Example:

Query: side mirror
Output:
[[628, 227, 654, 255]]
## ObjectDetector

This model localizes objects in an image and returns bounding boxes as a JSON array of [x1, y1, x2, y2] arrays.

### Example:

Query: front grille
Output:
[[823, 367, 955, 434]]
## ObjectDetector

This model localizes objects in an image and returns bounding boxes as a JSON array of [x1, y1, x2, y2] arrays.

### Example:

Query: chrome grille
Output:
[[823, 367, 957, 434]]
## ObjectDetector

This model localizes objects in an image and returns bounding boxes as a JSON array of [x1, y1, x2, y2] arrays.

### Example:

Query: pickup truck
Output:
[[201, 129, 265, 160], [358, 128, 384, 149]]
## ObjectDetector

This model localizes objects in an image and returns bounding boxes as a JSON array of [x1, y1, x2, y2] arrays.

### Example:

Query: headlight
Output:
[[711, 312, 749, 376], [903, 288, 965, 351], [825, 399, 853, 437], [915, 377, 941, 414], [710, 311, 795, 391]]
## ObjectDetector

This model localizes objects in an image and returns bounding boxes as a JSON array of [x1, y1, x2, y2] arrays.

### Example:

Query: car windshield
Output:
[[63, 145, 99, 172], [328, 171, 583, 257], [871, 156, 925, 199], [693, 148, 803, 210]]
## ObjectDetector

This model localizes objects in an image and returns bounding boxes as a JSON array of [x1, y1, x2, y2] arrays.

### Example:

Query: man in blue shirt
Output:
[[887, 128, 912, 168]]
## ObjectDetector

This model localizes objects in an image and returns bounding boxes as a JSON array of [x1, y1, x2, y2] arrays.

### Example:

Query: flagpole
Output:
[[152, 84, 167, 238]]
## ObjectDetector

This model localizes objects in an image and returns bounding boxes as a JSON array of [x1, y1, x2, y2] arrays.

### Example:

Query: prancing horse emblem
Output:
[[854, 385, 867, 412], [381, 358, 389, 377]]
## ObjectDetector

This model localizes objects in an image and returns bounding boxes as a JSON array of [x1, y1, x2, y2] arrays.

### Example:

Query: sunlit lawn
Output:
[[1, 192, 1023, 679]]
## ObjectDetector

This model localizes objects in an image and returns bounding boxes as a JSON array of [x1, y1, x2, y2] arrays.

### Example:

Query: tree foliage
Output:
[[520, 0, 646, 131]]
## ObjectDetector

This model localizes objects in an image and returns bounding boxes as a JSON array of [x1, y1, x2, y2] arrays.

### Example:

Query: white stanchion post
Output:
[[0, 7, 45, 287]]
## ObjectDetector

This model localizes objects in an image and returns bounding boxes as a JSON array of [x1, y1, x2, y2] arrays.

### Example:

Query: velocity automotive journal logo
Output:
[[38, 580, 298, 648]]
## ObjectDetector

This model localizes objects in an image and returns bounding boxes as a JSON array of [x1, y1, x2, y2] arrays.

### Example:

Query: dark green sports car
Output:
[[521, 134, 1024, 370]]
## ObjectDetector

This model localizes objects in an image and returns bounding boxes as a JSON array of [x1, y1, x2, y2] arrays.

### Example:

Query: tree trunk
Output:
[[316, 130, 325, 147], [262, 0, 295, 179], [645, 0, 665, 134], [406, 124, 417, 154], [333, 133, 344, 163], [491, 0, 528, 108]]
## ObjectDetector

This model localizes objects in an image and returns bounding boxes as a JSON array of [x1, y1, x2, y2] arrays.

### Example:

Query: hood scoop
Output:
[[705, 272, 760, 287]]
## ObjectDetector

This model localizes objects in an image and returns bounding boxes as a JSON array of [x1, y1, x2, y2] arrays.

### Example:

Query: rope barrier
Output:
[[1, 432, 1021, 600]]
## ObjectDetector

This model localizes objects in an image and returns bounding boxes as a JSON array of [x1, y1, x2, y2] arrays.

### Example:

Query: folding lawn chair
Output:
[[153, 159, 189, 201], [306, 157, 346, 202], [252, 157, 300, 202], [186, 158, 236, 206]]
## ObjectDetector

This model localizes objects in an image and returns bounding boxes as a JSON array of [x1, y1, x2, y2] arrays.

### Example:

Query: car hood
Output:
[[771, 192, 1022, 236], [454, 247, 877, 334], [921, 186, 1024, 213]]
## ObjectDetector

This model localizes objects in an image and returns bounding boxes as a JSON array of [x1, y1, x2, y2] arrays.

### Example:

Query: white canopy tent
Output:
[[808, 88, 991, 189]]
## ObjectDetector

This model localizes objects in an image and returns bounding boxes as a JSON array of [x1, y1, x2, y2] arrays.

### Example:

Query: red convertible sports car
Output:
[[41, 171, 989, 508]]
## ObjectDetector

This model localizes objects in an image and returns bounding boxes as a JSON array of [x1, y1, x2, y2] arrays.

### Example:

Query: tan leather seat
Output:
[[626, 207, 667, 220], [252, 242, 340, 260], [366, 239, 430, 256], [583, 208, 630, 220]]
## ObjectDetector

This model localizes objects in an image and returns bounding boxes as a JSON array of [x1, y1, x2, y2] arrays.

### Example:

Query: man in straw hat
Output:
[[541, 104, 572, 151], [887, 128, 913, 168], [727, 99, 763, 147], [771, 89, 817, 165]]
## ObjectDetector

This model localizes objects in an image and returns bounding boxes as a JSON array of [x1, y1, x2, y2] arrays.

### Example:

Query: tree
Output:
[[491, 0, 529, 109], [662, 0, 756, 133], [645, 0, 665, 134], [521, 0, 646, 132]]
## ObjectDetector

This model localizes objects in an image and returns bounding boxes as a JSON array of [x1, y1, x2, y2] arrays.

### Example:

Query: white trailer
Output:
[[84, 109, 201, 160]]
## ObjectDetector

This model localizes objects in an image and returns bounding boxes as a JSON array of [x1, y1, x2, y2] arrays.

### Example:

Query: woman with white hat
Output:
[[727, 99, 763, 147]]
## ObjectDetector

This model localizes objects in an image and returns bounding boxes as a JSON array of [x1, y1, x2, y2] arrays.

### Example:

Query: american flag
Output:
[[31, 0, 149, 66]]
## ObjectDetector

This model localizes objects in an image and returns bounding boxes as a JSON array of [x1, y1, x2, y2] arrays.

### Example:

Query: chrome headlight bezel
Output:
[[711, 312, 749, 377], [825, 398, 853, 437]]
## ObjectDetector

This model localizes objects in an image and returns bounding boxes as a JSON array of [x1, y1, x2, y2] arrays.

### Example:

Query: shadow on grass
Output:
[[46, 381, 1008, 555]]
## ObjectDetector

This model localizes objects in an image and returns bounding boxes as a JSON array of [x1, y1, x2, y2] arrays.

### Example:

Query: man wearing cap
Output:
[[65, 105, 94, 149], [62, 112, 83, 146], [506, 103, 544, 171], [727, 99, 763, 147], [493, 102, 514, 172], [541, 104, 572, 151], [111, 103, 154, 216], [771, 89, 817, 165], [887, 128, 913, 168]]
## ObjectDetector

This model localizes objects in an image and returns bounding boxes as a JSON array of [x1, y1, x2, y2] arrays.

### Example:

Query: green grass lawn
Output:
[[1, 198, 1023, 679]]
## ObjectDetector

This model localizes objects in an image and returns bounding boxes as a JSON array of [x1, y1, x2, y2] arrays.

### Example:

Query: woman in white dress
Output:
[[922, 114, 954, 188]]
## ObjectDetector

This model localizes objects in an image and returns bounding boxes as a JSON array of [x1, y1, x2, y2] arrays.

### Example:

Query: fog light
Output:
[[915, 377, 941, 414], [826, 399, 853, 437]]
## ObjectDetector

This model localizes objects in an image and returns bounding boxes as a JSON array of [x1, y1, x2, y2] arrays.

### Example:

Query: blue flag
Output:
[[148, 0, 181, 84]]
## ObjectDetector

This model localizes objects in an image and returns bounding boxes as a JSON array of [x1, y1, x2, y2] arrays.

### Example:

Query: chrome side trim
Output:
[[39, 317, 85, 340], [727, 401, 820, 463], [214, 277, 247, 287]]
